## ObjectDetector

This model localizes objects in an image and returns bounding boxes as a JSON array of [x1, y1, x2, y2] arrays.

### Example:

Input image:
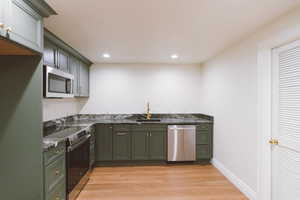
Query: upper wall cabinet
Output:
[[69, 56, 80, 96], [44, 29, 92, 98], [0, 1, 4, 36], [44, 38, 57, 67], [0, 0, 56, 53], [57, 49, 69, 73], [79, 61, 90, 97]]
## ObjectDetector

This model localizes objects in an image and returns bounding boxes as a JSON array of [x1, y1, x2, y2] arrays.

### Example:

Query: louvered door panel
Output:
[[272, 40, 300, 200]]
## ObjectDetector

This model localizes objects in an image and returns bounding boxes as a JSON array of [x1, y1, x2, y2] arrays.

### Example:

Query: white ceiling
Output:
[[45, 0, 300, 64]]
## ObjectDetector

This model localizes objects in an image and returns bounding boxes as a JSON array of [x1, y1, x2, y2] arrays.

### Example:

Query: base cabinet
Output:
[[96, 124, 167, 162], [113, 131, 131, 160], [95, 124, 113, 161], [131, 125, 166, 161], [90, 125, 96, 168], [148, 130, 166, 160], [43, 142, 66, 200], [196, 123, 213, 160], [95, 123, 212, 163], [131, 131, 149, 160]]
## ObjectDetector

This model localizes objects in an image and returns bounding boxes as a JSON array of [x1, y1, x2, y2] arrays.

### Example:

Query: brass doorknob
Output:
[[269, 139, 279, 145]]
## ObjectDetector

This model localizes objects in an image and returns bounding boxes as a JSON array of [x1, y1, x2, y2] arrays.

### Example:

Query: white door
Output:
[[271, 40, 300, 200]]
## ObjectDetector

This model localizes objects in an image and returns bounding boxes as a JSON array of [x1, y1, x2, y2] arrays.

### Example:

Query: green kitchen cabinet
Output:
[[44, 29, 92, 97], [0, 0, 4, 36], [131, 125, 167, 161], [149, 130, 166, 160], [69, 58, 89, 97], [196, 145, 211, 159], [196, 123, 213, 160], [78, 61, 90, 97], [2, 0, 53, 52], [131, 131, 149, 160], [46, 179, 66, 200], [95, 124, 113, 161], [69, 56, 80, 96], [57, 48, 69, 73], [113, 126, 131, 160], [43, 142, 66, 200], [90, 125, 96, 168], [43, 38, 57, 67]]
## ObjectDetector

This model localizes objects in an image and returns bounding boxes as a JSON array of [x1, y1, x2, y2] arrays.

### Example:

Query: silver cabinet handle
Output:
[[116, 132, 127, 136]]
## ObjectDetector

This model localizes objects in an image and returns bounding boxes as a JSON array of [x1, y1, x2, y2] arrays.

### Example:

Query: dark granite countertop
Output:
[[43, 126, 90, 151], [43, 113, 213, 151]]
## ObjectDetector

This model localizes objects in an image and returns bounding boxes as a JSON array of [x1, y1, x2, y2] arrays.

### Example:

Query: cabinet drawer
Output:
[[196, 133, 210, 144], [46, 179, 66, 200], [44, 142, 66, 165], [45, 155, 66, 193], [196, 145, 211, 159], [113, 125, 131, 132], [197, 123, 211, 131], [5, 0, 43, 52], [131, 125, 148, 132]]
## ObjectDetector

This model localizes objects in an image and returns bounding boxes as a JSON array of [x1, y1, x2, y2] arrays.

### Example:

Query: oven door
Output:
[[44, 66, 74, 98], [67, 136, 90, 200]]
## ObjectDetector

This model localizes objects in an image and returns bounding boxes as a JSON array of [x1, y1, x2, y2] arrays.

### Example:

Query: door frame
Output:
[[257, 32, 300, 200]]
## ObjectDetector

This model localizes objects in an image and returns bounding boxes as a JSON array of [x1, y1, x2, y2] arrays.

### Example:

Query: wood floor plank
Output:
[[77, 165, 248, 200]]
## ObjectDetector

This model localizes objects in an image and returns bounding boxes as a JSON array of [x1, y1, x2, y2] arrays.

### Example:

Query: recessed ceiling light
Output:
[[171, 54, 178, 59], [103, 53, 111, 58]]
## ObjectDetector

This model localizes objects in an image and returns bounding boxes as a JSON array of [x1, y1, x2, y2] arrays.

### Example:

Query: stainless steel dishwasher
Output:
[[167, 125, 196, 161]]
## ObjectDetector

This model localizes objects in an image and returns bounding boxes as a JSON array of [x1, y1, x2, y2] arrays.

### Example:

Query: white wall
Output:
[[43, 98, 86, 121], [80, 63, 202, 114], [199, 6, 300, 199]]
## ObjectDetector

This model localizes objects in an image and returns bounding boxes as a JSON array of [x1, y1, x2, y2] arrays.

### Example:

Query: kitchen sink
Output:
[[136, 118, 161, 122]]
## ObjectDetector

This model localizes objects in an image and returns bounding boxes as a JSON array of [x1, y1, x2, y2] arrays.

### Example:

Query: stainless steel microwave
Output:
[[44, 65, 74, 98]]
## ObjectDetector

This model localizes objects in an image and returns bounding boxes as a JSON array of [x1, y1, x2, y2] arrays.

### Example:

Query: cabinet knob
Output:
[[0, 23, 4, 29], [269, 139, 279, 145], [5, 27, 12, 33], [55, 197, 60, 200], [55, 170, 60, 175]]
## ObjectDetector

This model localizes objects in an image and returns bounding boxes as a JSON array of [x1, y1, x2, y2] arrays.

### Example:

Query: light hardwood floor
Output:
[[77, 165, 248, 200]]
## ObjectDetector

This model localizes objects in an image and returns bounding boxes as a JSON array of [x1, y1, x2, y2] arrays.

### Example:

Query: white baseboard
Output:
[[211, 158, 257, 200]]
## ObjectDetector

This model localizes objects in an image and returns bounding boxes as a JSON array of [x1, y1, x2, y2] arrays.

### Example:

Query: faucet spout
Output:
[[146, 102, 151, 120]]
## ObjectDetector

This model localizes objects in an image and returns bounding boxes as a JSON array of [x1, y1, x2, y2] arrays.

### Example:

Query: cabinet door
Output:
[[131, 131, 149, 160], [149, 131, 166, 160], [196, 124, 212, 160], [69, 56, 80, 96], [43, 39, 57, 67], [4, 0, 43, 52], [57, 49, 69, 73], [95, 124, 113, 161], [79, 61, 89, 97], [196, 145, 211, 159], [113, 131, 131, 160]]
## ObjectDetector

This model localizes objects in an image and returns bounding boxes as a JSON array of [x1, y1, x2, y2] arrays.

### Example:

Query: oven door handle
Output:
[[68, 134, 91, 152]]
